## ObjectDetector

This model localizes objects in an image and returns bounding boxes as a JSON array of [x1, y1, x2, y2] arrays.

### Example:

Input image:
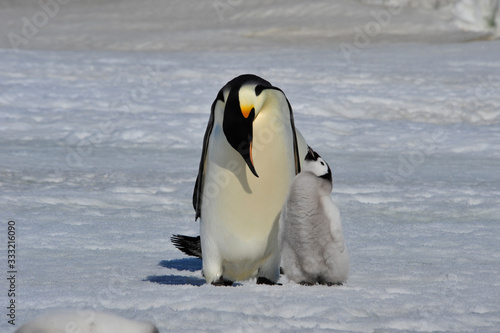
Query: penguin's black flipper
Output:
[[171, 234, 202, 259]]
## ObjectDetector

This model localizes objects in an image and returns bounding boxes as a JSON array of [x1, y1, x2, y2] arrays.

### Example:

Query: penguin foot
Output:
[[256, 277, 281, 285], [325, 282, 343, 286], [212, 277, 234, 286]]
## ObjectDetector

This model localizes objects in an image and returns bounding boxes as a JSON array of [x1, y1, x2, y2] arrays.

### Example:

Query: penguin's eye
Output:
[[320, 162, 325, 166]]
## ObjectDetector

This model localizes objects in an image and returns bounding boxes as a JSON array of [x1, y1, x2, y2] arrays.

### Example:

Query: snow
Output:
[[1, 0, 500, 332], [15, 310, 158, 333]]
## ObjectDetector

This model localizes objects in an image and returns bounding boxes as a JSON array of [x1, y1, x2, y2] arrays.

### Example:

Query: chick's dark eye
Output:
[[320, 162, 325, 166]]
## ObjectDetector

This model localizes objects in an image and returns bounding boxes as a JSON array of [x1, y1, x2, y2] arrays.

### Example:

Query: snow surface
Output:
[[15, 310, 158, 333], [1, 1, 500, 332]]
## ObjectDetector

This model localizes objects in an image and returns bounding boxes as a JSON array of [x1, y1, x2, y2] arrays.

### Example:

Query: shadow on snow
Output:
[[145, 258, 205, 286], [159, 258, 202, 272], [146, 274, 205, 286]]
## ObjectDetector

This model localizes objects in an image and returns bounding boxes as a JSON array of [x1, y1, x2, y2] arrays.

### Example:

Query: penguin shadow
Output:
[[158, 258, 202, 272], [146, 258, 243, 287], [145, 258, 205, 286]]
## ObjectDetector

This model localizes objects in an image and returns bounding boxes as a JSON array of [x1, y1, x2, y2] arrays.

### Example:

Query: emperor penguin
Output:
[[279, 147, 349, 286], [190, 74, 308, 285]]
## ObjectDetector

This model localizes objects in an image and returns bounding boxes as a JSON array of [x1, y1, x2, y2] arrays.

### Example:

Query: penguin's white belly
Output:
[[201, 111, 295, 280]]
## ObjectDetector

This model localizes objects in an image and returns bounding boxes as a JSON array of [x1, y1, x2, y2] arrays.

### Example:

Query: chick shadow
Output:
[[145, 258, 206, 286]]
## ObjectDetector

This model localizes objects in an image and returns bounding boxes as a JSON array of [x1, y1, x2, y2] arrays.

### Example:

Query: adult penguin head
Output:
[[221, 74, 275, 178]]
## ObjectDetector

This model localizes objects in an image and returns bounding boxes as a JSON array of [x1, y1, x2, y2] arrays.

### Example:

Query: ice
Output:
[[1, 0, 500, 332]]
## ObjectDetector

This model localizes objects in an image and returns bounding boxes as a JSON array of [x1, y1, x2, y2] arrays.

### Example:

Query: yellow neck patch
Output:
[[240, 104, 254, 119]]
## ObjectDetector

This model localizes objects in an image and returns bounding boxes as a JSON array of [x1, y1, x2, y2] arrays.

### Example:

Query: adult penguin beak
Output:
[[241, 139, 258, 178], [223, 103, 259, 178]]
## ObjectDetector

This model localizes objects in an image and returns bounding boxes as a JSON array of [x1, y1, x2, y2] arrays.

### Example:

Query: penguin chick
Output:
[[279, 147, 349, 286]]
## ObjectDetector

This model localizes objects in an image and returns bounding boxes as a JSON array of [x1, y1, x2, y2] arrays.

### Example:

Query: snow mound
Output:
[[15, 310, 158, 333]]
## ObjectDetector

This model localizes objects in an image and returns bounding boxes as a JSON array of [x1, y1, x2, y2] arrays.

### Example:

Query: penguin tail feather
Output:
[[171, 234, 202, 259]]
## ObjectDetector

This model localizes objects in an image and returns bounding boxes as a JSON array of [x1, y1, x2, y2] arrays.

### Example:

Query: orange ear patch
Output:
[[240, 104, 254, 119]]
